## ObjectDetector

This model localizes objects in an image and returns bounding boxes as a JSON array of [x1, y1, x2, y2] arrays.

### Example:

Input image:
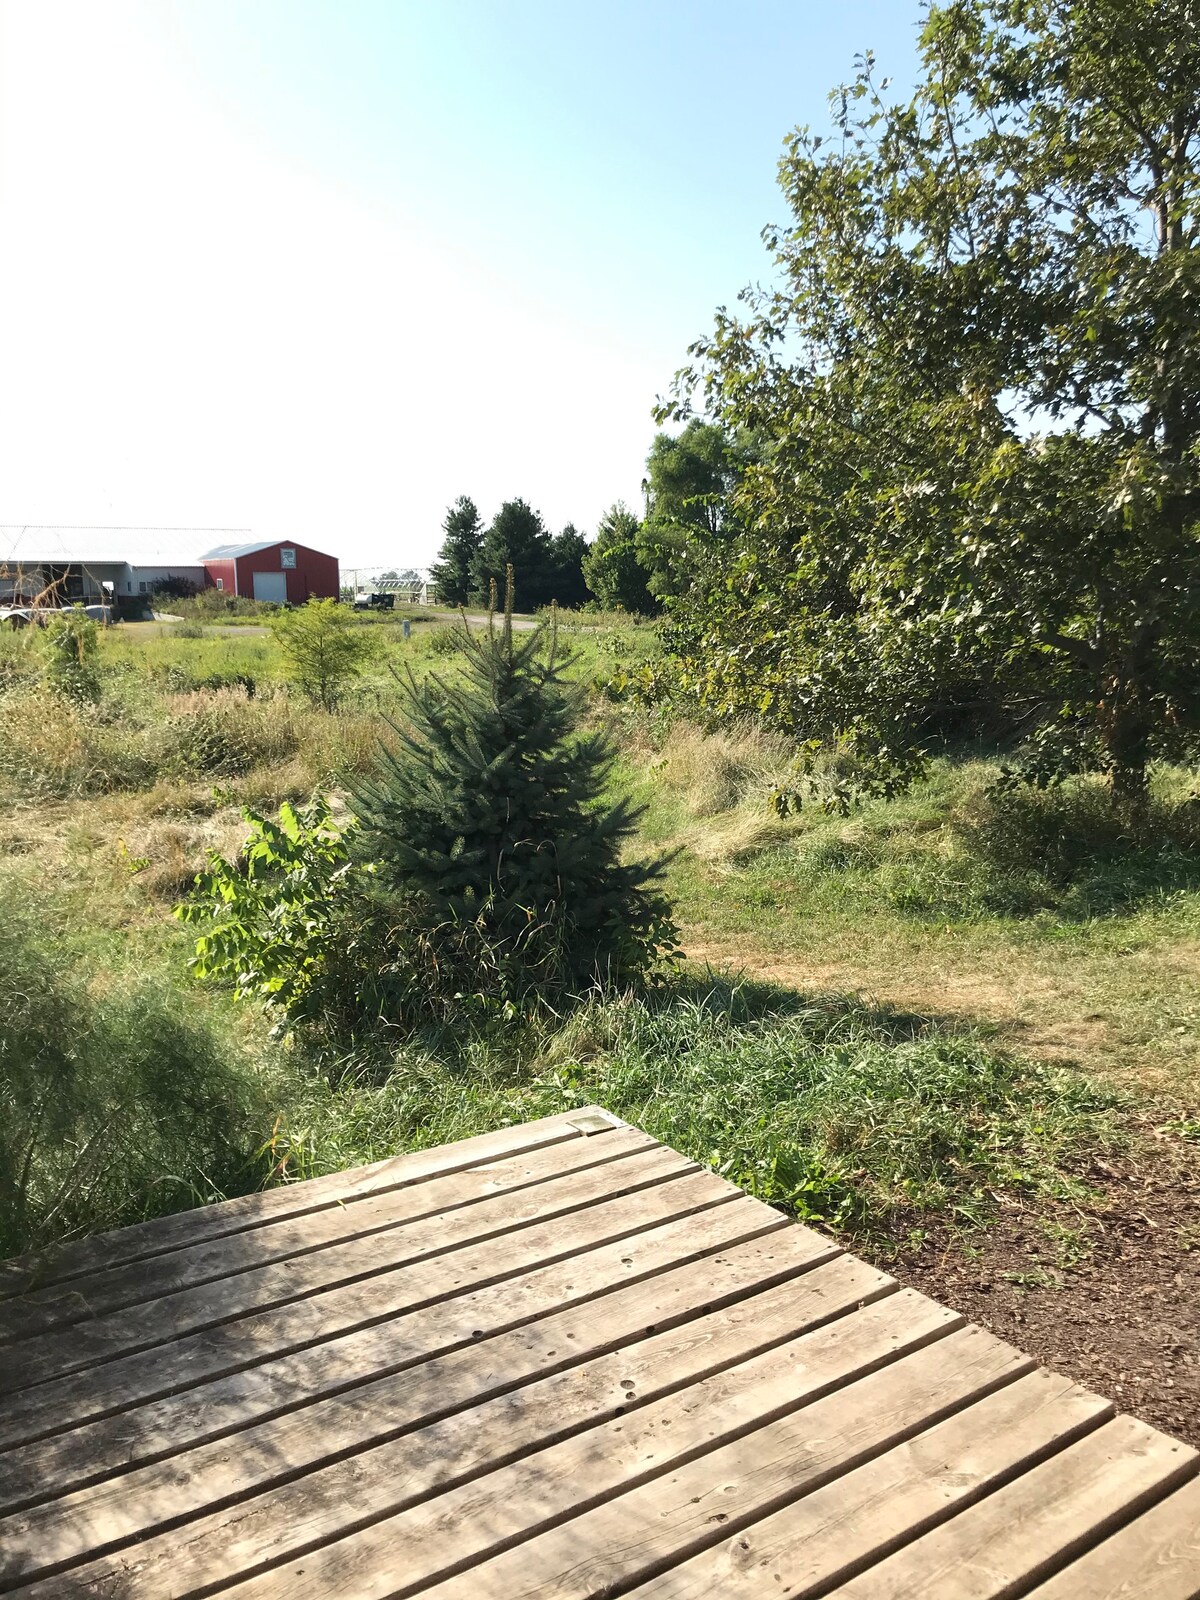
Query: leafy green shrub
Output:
[[177, 798, 380, 1039], [0, 890, 263, 1257], [870, 777, 1200, 920], [965, 780, 1200, 882], [155, 588, 273, 622], [161, 665, 262, 696], [0, 630, 38, 694]]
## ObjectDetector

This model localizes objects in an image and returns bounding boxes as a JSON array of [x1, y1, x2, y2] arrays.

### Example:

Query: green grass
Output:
[[0, 874, 267, 1258], [267, 982, 1125, 1250], [0, 615, 1196, 1260], [615, 721, 1200, 1098]]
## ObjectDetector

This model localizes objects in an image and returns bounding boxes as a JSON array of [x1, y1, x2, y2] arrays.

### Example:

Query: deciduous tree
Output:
[[274, 598, 370, 711], [637, 421, 747, 601], [667, 0, 1200, 818]]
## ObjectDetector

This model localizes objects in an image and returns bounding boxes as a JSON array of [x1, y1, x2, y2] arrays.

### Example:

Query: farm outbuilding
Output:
[[201, 539, 339, 604], [0, 526, 218, 606]]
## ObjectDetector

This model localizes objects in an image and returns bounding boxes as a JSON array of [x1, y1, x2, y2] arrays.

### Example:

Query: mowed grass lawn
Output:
[[612, 722, 1200, 1106]]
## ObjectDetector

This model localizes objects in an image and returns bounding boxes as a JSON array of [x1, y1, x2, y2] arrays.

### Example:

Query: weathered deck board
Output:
[[0, 1200, 804, 1518], [0, 1135, 692, 1390], [6, 1254, 885, 1595], [1, 1108, 1196, 1599], [0, 1123, 664, 1340], [1025, 1476, 1200, 1600], [834, 1416, 1197, 1599], [0, 1107, 603, 1303], [0, 1163, 736, 1456], [627, 1370, 1114, 1598]]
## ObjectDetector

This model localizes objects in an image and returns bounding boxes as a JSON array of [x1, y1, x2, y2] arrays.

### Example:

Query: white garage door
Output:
[[252, 571, 288, 603]]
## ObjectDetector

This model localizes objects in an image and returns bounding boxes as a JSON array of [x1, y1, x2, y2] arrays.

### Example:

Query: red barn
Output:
[[201, 539, 339, 604]]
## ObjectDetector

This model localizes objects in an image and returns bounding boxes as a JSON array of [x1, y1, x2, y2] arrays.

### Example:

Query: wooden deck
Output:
[[0, 1106, 1197, 1598]]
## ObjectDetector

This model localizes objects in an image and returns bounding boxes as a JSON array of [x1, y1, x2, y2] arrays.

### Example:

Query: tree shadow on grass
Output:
[[667, 965, 970, 1048]]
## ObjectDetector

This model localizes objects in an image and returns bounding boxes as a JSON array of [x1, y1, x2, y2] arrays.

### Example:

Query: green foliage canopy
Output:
[[583, 502, 657, 614], [637, 420, 749, 601], [665, 0, 1200, 815], [548, 522, 591, 609]]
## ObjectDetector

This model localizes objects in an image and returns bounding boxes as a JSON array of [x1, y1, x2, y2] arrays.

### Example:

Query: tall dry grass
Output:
[[0, 679, 389, 803]]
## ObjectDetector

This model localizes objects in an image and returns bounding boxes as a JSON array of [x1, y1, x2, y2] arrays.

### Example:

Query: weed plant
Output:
[[0, 884, 264, 1257]]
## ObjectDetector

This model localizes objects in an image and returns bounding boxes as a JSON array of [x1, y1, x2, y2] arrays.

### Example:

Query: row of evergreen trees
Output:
[[430, 423, 745, 615], [430, 497, 590, 612]]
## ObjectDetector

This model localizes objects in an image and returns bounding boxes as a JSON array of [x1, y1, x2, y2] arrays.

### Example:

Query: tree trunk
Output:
[[1097, 672, 1152, 828], [1108, 755, 1150, 829]]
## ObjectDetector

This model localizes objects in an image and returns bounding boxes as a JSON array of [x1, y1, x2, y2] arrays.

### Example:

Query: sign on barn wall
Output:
[[280, 547, 297, 569]]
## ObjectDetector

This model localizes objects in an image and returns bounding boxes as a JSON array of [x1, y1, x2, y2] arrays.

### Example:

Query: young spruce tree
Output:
[[351, 569, 676, 1004], [429, 496, 483, 607]]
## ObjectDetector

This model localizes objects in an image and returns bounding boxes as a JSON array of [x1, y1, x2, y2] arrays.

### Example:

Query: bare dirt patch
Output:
[[687, 935, 1200, 1444], [883, 1133, 1200, 1447]]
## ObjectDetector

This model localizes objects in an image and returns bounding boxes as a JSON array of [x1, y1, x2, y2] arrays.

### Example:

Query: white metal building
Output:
[[0, 526, 245, 605]]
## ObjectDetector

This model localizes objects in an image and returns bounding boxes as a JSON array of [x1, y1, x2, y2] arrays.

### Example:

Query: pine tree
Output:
[[350, 571, 676, 1001], [548, 523, 590, 609], [469, 498, 554, 610], [430, 496, 483, 607], [582, 503, 657, 613]]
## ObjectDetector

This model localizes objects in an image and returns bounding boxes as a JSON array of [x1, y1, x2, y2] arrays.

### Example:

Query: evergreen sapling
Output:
[[351, 570, 677, 1005]]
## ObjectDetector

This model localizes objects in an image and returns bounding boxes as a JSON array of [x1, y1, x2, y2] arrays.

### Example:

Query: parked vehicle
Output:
[[352, 591, 396, 611], [0, 604, 117, 629]]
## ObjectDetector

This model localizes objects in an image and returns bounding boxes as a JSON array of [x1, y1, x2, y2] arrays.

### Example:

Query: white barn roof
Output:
[[0, 526, 250, 568]]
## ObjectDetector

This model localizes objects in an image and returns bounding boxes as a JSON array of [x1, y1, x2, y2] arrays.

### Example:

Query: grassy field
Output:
[[621, 722, 1200, 1102], [1, 610, 1196, 1270]]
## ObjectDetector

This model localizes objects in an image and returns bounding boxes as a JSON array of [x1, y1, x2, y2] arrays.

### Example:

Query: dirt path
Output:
[[686, 936, 1109, 1054], [891, 1140, 1200, 1447]]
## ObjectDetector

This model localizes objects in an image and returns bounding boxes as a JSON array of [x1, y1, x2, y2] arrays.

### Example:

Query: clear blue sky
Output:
[[0, 1, 924, 566]]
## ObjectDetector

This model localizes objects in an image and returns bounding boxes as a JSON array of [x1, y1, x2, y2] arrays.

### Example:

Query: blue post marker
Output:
[[402, 616, 411, 640]]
